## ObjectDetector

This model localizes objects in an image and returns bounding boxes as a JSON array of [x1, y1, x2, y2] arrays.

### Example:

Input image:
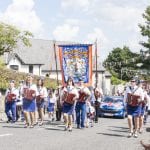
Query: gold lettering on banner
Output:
[[63, 50, 88, 59]]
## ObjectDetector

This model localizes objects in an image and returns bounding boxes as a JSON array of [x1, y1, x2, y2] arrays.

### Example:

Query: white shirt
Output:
[[17, 85, 24, 105], [48, 94, 56, 103], [78, 86, 91, 96], [86, 105, 95, 114], [143, 90, 150, 107], [124, 85, 144, 102], [37, 86, 48, 98], [64, 86, 79, 99], [22, 83, 38, 96], [5, 87, 19, 101]]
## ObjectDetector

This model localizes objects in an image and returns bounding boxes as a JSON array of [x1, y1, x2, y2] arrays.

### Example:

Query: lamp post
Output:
[[121, 68, 125, 81], [140, 48, 150, 60]]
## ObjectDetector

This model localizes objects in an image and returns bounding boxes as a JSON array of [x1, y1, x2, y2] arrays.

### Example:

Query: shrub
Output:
[[0, 68, 59, 91]]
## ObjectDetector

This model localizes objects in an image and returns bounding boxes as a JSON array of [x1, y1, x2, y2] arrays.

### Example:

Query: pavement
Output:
[[0, 115, 149, 150]]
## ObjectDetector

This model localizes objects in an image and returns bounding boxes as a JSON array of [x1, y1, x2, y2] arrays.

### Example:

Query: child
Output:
[[86, 101, 95, 128], [47, 89, 56, 122]]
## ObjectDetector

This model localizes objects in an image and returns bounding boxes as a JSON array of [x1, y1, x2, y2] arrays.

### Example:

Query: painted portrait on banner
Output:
[[59, 45, 92, 86]]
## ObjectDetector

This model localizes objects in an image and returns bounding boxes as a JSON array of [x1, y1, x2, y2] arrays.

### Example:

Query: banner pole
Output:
[[53, 40, 59, 86], [95, 39, 98, 88]]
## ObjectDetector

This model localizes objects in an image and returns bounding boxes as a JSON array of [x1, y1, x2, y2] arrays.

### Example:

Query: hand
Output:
[[40, 95, 44, 99], [137, 98, 142, 103], [12, 96, 16, 99], [73, 97, 76, 101], [32, 93, 36, 97]]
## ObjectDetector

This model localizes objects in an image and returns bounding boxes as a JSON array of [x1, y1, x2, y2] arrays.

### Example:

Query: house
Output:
[[3, 38, 112, 95]]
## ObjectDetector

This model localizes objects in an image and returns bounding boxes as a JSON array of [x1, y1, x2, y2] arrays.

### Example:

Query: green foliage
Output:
[[103, 6, 150, 84], [103, 46, 140, 81], [111, 76, 124, 85], [0, 22, 33, 55], [138, 6, 150, 49], [138, 5, 150, 80], [0, 57, 5, 69], [0, 68, 58, 91]]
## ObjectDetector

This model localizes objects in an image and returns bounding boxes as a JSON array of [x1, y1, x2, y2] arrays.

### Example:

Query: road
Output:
[[0, 116, 149, 150]]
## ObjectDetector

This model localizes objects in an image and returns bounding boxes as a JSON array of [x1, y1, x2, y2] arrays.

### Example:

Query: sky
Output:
[[0, 0, 149, 60]]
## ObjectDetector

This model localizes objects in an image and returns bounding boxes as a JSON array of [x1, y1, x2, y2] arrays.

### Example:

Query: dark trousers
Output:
[[76, 102, 86, 128], [95, 101, 100, 123], [95, 107, 99, 122], [56, 108, 62, 121], [144, 106, 148, 124], [16, 105, 23, 121], [5, 101, 16, 122]]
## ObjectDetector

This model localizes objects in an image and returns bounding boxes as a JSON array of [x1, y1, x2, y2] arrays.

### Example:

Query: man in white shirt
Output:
[[124, 78, 144, 138], [5, 80, 19, 123]]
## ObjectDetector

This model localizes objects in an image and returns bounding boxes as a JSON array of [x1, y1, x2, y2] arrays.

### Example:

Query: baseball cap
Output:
[[130, 77, 136, 82]]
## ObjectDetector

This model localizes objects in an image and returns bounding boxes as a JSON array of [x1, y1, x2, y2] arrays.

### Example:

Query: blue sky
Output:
[[0, 0, 149, 60]]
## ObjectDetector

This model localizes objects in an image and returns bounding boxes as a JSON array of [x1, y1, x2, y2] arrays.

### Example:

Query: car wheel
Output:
[[99, 113, 102, 118], [121, 112, 125, 119]]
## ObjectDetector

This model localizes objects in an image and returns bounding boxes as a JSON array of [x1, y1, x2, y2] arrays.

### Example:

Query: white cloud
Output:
[[0, 0, 148, 60], [89, 2, 144, 31], [61, 0, 90, 11], [59, 0, 148, 54], [87, 27, 109, 45], [86, 27, 110, 59], [53, 24, 79, 41], [65, 19, 79, 25], [0, 12, 2, 18], [0, 0, 44, 37], [127, 33, 144, 53]]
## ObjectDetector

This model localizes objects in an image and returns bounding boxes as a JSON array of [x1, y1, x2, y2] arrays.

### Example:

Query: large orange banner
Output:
[[59, 44, 92, 86]]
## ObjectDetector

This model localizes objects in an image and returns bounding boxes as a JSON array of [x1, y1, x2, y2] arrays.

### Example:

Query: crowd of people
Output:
[[3, 74, 103, 131], [2, 74, 150, 138]]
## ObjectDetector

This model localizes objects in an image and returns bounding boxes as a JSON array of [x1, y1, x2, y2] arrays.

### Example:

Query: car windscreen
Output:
[[103, 97, 123, 103]]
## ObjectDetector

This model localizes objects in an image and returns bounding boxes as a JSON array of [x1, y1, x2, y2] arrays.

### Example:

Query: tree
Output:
[[0, 22, 33, 55], [103, 46, 140, 82], [138, 6, 150, 80], [139, 6, 150, 50]]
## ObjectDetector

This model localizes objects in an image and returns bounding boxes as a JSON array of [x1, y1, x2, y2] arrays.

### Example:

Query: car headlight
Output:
[[115, 107, 124, 111], [100, 105, 104, 109]]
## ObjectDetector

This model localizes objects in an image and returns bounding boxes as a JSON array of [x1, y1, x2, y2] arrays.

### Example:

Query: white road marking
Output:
[[0, 133, 13, 137]]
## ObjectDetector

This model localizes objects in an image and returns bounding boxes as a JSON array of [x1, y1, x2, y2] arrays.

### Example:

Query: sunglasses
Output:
[[10, 80, 15, 83]]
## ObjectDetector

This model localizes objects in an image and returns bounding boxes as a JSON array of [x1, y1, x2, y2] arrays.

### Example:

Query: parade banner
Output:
[[59, 44, 92, 86]]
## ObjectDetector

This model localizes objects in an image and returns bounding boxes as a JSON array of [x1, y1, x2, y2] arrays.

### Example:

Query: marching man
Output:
[[75, 79, 91, 129], [124, 78, 144, 138], [5, 80, 19, 123]]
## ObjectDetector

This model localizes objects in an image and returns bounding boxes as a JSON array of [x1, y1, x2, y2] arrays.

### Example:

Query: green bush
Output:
[[0, 68, 58, 90], [111, 76, 125, 85]]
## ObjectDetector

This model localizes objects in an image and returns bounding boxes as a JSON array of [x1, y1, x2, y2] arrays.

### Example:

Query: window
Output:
[[29, 65, 33, 73], [10, 65, 19, 71]]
